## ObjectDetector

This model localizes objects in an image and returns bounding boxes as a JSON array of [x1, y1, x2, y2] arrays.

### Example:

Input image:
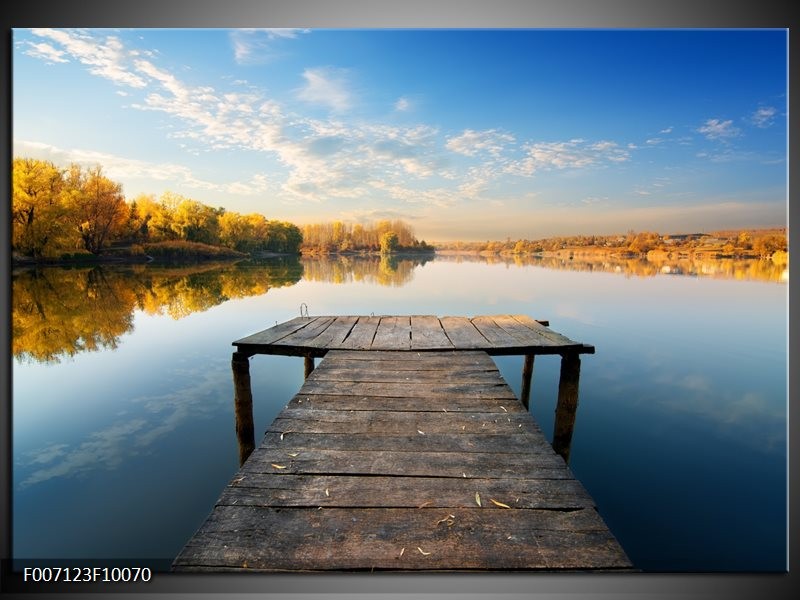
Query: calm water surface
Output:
[[12, 255, 787, 571]]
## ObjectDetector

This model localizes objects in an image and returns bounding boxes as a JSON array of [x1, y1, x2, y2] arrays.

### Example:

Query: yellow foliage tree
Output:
[[12, 158, 79, 257]]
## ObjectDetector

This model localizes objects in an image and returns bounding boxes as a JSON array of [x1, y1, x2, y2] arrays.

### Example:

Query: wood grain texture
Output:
[[233, 315, 594, 356], [174, 350, 629, 572]]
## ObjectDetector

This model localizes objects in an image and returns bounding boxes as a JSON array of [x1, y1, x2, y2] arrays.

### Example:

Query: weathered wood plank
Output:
[[410, 316, 454, 350], [218, 474, 594, 509], [274, 316, 336, 346], [509, 314, 587, 349], [174, 506, 631, 571], [470, 316, 522, 347], [233, 316, 315, 347], [260, 431, 542, 453], [321, 350, 496, 367], [175, 346, 626, 573], [439, 316, 492, 349], [287, 394, 531, 414], [336, 316, 381, 350], [269, 416, 532, 436], [298, 315, 359, 349], [240, 448, 570, 479], [306, 367, 504, 384], [291, 380, 518, 399], [273, 406, 529, 428], [233, 315, 594, 355], [489, 314, 559, 347], [371, 316, 412, 350]]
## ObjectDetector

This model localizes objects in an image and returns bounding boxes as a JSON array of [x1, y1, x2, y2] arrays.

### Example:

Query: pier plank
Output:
[[371, 316, 413, 350], [232, 316, 314, 348], [302, 315, 359, 348], [174, 506, 627, 572], [336, 316, 381, 350], [175, 347, 629, 572], [439, 316, 493, 349], [274, 316, 336, 347], [410, 315, 454, 350], [217, 474, 594, 509]]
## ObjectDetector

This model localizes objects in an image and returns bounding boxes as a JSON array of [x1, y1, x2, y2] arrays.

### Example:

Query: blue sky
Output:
[[13, 28, 787, 241]]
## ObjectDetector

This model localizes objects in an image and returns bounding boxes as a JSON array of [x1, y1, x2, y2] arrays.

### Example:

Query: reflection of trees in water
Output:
[[13, 267, 137, 364], [13, 251, 783, 364], [12, 258, 303, 364], [301, 254, 432, 287], [434, 252, 787, 283]]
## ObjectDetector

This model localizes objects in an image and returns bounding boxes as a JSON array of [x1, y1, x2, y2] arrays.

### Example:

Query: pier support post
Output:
[[232, 351, 255, 466], [553, 352, 581, 463], [304, 355, 315, 379], [520, 354, 535, 410]]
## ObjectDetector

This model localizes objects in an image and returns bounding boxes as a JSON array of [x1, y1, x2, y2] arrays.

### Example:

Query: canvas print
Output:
[[11, 28, 787, 574]]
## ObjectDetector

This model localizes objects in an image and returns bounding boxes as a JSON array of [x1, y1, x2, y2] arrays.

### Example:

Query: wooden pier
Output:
[[173, 315, 631, 572]]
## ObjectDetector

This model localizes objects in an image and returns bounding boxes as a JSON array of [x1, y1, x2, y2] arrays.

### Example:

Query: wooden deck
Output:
[[173, 343, 632, 572], [232, 314, 595, 356]]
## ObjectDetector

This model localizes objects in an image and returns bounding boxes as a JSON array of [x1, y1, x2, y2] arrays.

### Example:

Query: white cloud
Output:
[[297, 67, 353, 112], [582, 196, 608, 205], [395, 96, 411, 111], [24, 41, 68, 63], [751, 106, 777, 128], [659, 126, 673, 134], [229, 28, 309, 65], [697, 118, 740, 140], [13, 139, 273, 196], [446, 129, 514, 157], [507, 138, 630, 176], [30, 28, 147, 88]]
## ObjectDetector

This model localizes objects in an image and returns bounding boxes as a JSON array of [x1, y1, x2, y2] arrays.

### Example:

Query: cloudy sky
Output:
[[13, 28, 787, 241]]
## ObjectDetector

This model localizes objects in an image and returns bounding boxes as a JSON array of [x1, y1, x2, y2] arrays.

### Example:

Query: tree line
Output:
[[12, 157, 302, 259], [435, 228, 788, 260], [300, 219, 433, 254]]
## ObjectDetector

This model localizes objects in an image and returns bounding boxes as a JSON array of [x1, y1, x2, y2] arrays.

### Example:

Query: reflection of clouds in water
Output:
[[653, 373, 785, 453], [723, 392, 783, 425], [554, 303, 596, 326], [674, 374, 712, 393], [19, 443, 69, 465], [17, 358, 230, 489], [18, 420, 148, 488]]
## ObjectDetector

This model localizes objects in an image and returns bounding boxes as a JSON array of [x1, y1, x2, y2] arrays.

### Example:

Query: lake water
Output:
[[11, 254, 787, 572]]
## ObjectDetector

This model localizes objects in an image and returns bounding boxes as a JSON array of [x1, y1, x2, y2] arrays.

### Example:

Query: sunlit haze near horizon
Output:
[[13, 28, 787, 241]]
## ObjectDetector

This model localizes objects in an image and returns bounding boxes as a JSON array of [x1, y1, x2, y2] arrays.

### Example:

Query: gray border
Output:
[[2, 1, 795, 598]]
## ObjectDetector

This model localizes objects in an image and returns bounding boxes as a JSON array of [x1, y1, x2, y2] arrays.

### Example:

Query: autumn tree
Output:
[[65, 164, 128, 254], [752, 234, 787, 259], [12, 158, 78, 257], [380, 230, 399, 254], [171, 197, 221, 244]]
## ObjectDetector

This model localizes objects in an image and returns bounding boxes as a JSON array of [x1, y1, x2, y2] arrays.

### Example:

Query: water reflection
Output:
[[435, 252, 788, 283], [300, 253, 432, 287], [15, 357, 232, 489], [11, 252, 783, 365], [12, 258, 303, 364]]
